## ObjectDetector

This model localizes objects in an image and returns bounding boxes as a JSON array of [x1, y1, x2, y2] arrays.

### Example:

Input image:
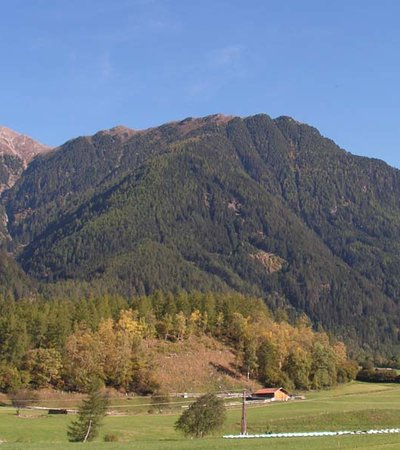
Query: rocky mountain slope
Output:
[[0, 126, 50, 192]]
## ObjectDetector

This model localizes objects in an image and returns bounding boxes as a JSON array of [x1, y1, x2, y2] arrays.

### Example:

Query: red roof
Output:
[[253, 388, 290, 395], [254, 388, 280, 395]]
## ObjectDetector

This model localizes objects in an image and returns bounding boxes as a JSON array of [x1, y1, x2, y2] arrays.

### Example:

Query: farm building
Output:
[[251, 387, 290, 401]]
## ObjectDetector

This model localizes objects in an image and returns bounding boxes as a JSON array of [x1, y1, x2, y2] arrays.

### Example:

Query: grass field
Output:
[[2, 382, 400, 449]]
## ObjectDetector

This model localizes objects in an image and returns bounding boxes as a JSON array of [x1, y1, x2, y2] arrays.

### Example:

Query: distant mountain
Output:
[[0, 126, 50, 246], [0, 126, 50, 160], [0, 126, 50, 192], [2, 114, 400, 353]]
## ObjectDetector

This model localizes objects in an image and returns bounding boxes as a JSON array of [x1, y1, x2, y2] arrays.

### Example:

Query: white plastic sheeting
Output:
[[223, 428, 400, 439]]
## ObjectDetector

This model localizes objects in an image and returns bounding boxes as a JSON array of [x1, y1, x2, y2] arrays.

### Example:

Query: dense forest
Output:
[[0, 291, 357, 394], [1, 114, 400, 357]]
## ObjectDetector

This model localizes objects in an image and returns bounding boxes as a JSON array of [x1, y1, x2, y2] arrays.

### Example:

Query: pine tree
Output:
[[67, 384, 109, 442]]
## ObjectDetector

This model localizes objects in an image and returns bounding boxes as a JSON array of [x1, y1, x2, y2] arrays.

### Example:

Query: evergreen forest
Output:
[[1, 113, 400, 363]]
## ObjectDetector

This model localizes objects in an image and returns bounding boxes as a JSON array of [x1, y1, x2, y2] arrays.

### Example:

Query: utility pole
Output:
[[240, 390, 247, 435]]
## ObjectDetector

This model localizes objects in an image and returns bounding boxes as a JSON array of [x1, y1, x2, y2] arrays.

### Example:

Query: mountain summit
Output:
[[0, 126, 50, 163], [0, 126, 50, 192]]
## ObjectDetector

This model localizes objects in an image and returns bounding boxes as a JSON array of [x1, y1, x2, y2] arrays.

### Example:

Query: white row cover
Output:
[[223, 428, 400, 439]]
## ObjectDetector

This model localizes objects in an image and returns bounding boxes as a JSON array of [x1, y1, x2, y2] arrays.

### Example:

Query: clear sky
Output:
[[1, 0, 400, 168]]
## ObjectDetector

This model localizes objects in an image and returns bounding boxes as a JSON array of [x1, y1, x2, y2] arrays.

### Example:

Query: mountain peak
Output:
[[166, 113, 235, 136], [178, 113, 234, 125], [0, 126, 51, 164], [92, 125, 138, 145]]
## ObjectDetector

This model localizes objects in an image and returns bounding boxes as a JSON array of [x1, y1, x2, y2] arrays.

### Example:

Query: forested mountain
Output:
[[0, 250, 36, 299], [1, 114, 400, 353]]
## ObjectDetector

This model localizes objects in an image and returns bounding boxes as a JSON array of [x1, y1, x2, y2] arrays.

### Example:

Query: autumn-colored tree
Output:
[[97, 319, 132, 389], [116, 309, 146, 338], [64, 328, 104, 392], [0, 291, 354, 395], [187, 310, 202, 336], [97, 311, 146, 390], [25, 348, 62, 389], [174, 312, 187, 340]]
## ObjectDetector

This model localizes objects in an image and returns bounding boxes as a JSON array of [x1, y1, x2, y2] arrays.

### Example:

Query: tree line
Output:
[[0, 290, 357, 393]]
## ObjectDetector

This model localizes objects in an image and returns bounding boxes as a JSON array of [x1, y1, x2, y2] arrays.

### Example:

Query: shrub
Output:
[[104, 433, 119, 442], [9, 388, 38, 416]]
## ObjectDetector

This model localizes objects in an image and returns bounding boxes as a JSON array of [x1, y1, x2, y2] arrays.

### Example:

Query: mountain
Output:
[[0, 126, 50, 192], [1, 114, 400, 353], [0, 126, 50, 246], [0, 250, 36, 299]]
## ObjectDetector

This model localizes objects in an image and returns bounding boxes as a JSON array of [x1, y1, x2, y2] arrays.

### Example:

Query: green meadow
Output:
[[2, 382, 400, 449]]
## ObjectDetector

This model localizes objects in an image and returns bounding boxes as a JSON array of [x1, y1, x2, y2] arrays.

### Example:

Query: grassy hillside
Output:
[[146, 336, 260, 393]]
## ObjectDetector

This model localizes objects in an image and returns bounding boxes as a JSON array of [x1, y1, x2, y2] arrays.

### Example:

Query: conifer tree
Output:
[[67, 383, 109, 442]]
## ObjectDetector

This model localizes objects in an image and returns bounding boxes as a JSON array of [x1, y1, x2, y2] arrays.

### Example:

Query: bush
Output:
[[128, 368, 160, 395], [148, 390, 171, 414], [9, 388, 38, 416], [356, 368, 399, 383], [104, 433, 119, 442]]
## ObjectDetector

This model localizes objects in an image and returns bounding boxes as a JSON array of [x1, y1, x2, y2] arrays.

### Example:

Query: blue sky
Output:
[[1, 0, 400, 168]]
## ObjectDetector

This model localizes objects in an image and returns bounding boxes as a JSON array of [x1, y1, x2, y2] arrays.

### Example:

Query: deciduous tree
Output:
[[175, 393, 226, 438]]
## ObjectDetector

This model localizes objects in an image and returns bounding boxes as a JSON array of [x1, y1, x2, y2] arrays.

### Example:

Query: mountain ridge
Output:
[[1, 113, 400, 354], [0, 125, 50, 162], [0, 126, 50, 194]]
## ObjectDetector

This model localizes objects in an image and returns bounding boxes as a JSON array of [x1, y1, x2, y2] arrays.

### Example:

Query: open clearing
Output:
[[2, 382, 400, 449]]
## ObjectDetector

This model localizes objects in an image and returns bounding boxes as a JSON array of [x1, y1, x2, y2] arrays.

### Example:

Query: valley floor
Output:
[[2, 382, 400, 449]]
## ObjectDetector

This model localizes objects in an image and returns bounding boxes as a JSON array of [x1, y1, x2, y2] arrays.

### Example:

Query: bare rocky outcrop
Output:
[[0, 126, 51, 193], [0, 126, 50, 165], [251, 250, 286, 274]]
